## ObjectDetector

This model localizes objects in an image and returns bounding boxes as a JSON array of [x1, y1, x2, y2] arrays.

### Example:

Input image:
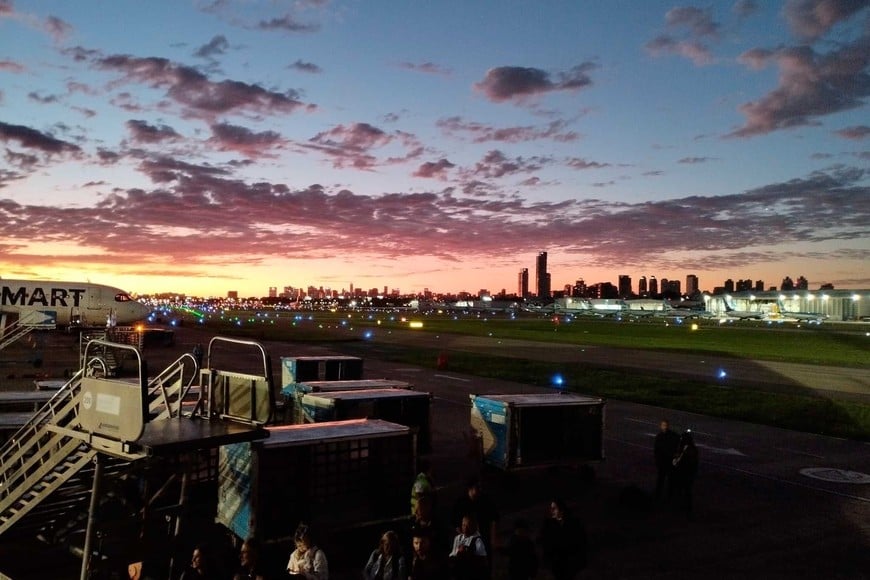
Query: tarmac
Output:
[[0, 325, 868, 579]]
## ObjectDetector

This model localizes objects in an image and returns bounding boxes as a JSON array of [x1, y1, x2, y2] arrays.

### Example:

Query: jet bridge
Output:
[[0, 336, 272, 580]]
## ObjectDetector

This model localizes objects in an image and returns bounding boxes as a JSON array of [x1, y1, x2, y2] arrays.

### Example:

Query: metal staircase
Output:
[[0, 311, 56, 351], [0, 352, 198, 538]]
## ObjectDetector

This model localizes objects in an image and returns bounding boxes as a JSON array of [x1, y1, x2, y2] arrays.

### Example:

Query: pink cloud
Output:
[[835, 125, 870, 139], [209, 122, 284, 157], [0, 59, 24, 72], [413, 159, 455, 179], [126, 119, 182, 143], [0, 120, 81, 154], [646, 35, 713, 66], [437, 116, 578, 143], [783, 0, 868, 40], [397, 61, 451, 76]]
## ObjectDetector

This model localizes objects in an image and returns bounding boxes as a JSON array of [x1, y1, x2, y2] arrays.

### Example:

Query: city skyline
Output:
[[1, 1, 868, 296]]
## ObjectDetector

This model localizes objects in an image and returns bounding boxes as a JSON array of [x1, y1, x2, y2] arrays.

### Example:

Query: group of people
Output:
[[174, 421, 692, 580], [178, 524, 326, 580], [386, 466, 587, 580], [654, 419, 699, 514]]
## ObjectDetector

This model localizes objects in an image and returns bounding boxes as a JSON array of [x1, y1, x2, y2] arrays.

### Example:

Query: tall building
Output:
[[268, 286, 277, 298], [795, 276, 808, 290], [572, 278, 587, 297], [649, 276, 658, 297], [755, 280, 764, 292], [618, 275, 632, 298], [686, 274, 699, 296], [724, 279, 735, 293], [638, 276, 647, 296], [518, 268, 529, 298], [535, 251, 550, 298], [781, 276, 794, 291]]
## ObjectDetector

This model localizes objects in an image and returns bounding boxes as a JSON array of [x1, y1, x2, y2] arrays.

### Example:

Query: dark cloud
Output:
[[4, 149, 39, 169], [678, 156, 717, 164], [126, 119, 181, 143], [27, 92, 59, 104], [209, 122, 283, 156], [474, 63, 596, 103], [783, 0, 868, 40], [288, 59, 321, 73], [96, 54, 309, 118], [413, 159, 454, 179], [566, 157, 610, 170], [731, 37, 870, 137], [733, 0, 759, 17], [0, 121, 81, 154], [194, 35, 229, 58], [472, 149, 549, 178], [97, 148, 122, 164], [0, 59, 24, 72], [257, 15, 318, 32], [646, 35, 713, 65], [835, 125, 870, 139], [44, 15, 72, 41], [666, 6, 720, 38], [0, 0, 13, 16], [398, 61, 451, 75], [437, 116, 578, 143]]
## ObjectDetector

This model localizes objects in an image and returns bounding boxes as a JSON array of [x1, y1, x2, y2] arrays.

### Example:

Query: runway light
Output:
[[551, 373, 565, 387], [363, 330, 373, 340], [691, 323, 699, 331], [717, 368, 727, 379], [409, 321, 424, 329]]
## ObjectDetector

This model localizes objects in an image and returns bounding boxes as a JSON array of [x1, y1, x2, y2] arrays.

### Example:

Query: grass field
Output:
[[170, 309, 870, 440], [186, 309, 870, 366]]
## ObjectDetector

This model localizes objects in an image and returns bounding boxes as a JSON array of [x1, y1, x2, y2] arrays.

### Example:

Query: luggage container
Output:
[[281, 379, 411, 424], [469, 393, 605, 470], [217, 419, 415, 542], [280, 355, 363, 387], [300, 388, 432, 453]]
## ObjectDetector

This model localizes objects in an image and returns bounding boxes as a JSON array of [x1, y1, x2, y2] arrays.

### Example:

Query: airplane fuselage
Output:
[[0, 279, 150, 326]]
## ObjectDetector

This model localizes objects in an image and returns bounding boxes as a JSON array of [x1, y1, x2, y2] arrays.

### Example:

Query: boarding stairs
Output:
[[0, 350, 198, 540], [0, 312, 56, 352]]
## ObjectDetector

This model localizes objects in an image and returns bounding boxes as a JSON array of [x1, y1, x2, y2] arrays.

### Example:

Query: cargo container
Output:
[[469, 393, 605, 470], [281, 379, 411, 424], [280, 355, 363, 387], [300, 388, 432, 453], [217, 419, 415, 542]]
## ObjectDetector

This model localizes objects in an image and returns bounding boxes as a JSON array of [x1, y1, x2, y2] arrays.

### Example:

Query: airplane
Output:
[[771, 301, 829, 323], [0, 278, 151, 329], [721, 297, 766, 320]]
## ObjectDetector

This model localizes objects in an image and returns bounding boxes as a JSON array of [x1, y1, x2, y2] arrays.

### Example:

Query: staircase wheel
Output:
[[85, 356, 109, 378]]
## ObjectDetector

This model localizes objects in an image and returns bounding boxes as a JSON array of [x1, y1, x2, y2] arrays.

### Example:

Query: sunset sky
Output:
[[1, 0, 868, 297]]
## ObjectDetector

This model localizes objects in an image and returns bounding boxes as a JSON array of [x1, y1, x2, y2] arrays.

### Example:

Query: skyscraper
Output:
[[649, 276, 658, 297], [518, 268, 529, 298], [638, 276, 647, 296], [618, 275, 632, 298], [686, 274, 699, 296], [535, 251, 550, 299]]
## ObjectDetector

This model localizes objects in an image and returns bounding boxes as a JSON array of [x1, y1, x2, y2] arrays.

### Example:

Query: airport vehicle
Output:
[[0, 278, 150, 328]]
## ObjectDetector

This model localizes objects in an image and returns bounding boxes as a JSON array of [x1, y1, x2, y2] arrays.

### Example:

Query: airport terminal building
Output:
[[705, 289, 870, 321]]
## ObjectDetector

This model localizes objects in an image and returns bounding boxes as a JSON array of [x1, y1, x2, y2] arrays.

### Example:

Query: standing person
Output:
[[507, 519, 538, 580], [233, 538, 265, 580], [405, 495, 449, 559], [654, 419, 680, 500], [410, 459, 435, 516], [408, 527, 445, 580], [541, 499, 587, 580], [672, 430, 700, 517], [451, 477, 499, 567], [287, 523, 328, 579], [448, 514, 488, 580], [363, 530, 407, 580]]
